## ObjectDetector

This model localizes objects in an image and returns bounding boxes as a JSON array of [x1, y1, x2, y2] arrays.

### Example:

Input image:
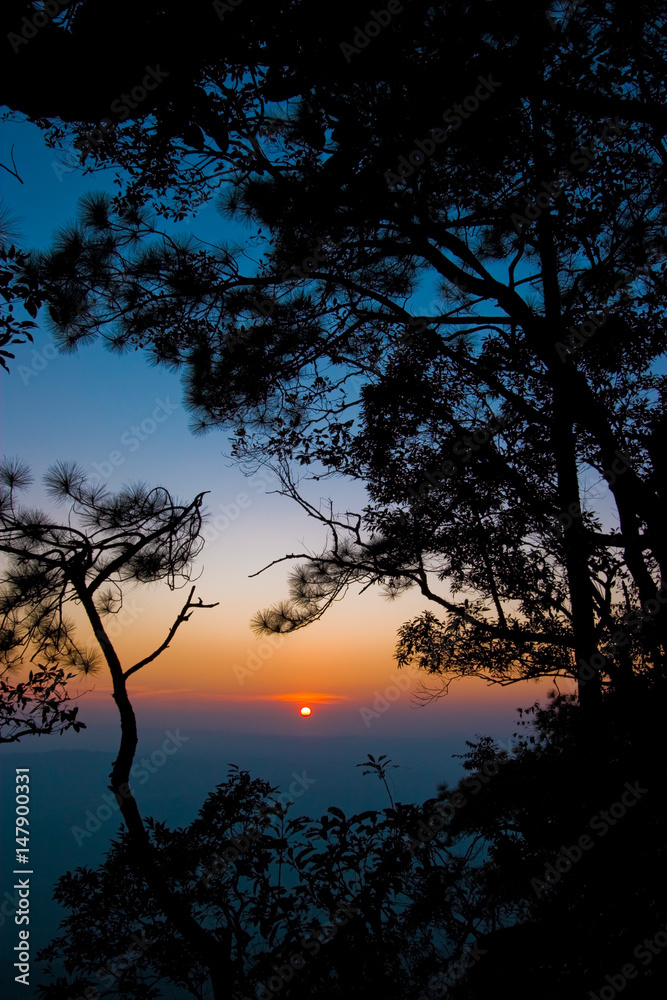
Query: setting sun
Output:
[[300, 706, 312, 716]]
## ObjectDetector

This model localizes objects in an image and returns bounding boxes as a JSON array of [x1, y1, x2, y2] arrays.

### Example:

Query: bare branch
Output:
[[124, 586, 219, 679]]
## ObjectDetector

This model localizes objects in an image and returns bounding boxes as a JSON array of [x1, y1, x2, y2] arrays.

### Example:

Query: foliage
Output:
[[0, 663, 85, 743], [9, 1, 667, 707], [0, 200, 40, 372], [34, 692, 667, 998], [433, 687, 667, 997], [35, 762, 487, 999], [0, 457, 208, 741]]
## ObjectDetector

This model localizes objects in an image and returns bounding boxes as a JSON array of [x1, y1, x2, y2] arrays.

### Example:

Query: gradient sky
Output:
[[0, 116, 573, 750]]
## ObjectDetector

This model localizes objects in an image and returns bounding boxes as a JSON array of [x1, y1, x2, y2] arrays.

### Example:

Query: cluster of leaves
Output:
[[0, 458, 208, 742], [0, 201, 40, 372], [0, 664, 85, 743], [34, 691, 667, 999], [35, 759, 486, 1000]]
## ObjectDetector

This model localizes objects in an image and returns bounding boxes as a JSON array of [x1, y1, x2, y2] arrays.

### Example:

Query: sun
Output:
[[299, 706, 312, 717]]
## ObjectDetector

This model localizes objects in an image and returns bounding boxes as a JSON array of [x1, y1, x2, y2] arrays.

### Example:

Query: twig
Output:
[[0, 145, 24, 184], [124, 586, 219, 678]]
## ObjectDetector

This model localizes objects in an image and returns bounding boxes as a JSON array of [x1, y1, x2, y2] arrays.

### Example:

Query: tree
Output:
[[0, 0, 412, 219], [0, 459, 271, 996], [429, 685, 667, 998], [0, 466, 502, 1000], [35, 757, 490, 1000], [0, 458, 95, 741], [0, 0, 261, 215], [34, 685, 667, 999], [8, 1, 667, 721], [4, 8, 666, 989], [0, 459, 211, 743], [0, 199, 40, 373]]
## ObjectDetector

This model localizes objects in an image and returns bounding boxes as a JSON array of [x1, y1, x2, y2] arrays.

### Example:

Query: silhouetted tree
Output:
[[0, 458, 95, 741], [35, 687, 667, 999], [7, 1, 667, 719], [0, 200, 40, 373], [430, 685, 667, 998], [3, 8, 666, 989], [35, 756, 492, 1000], [0, 460, 266, 995], [0, 662, 85, 743]]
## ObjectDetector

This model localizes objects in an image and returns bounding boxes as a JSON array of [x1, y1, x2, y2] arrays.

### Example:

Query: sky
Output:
[[0, 115, 571, 753], [0, 109, 577, 1000]]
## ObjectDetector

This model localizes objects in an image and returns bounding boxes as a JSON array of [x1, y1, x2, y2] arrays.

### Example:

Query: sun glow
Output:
[[300, 706, 312, 716]]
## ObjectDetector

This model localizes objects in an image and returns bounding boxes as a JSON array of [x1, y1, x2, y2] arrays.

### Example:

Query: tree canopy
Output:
[[0, 459, 210, 741], [4, 1, 667, 717], [3, 6, 667, 996], [34, 690, 667, 999]]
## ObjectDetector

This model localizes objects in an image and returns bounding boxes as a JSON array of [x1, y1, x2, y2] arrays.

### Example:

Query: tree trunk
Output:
[[76, 582, 229, 998]]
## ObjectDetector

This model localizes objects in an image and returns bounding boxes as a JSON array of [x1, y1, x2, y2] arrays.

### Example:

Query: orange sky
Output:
[[74, 570, 574, 741]]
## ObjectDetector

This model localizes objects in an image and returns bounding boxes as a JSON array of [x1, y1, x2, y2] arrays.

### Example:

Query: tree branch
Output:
[[124, 586, 219, 679]]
